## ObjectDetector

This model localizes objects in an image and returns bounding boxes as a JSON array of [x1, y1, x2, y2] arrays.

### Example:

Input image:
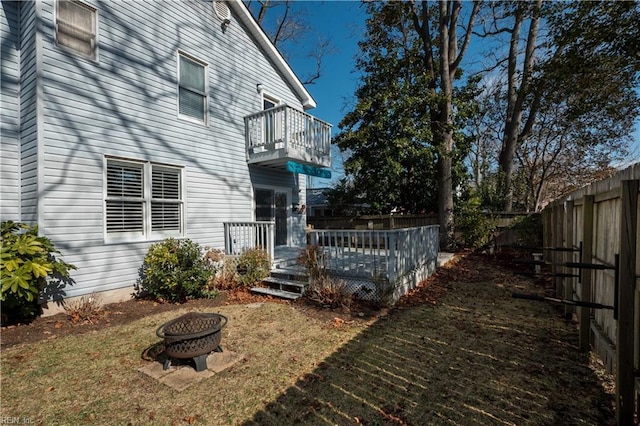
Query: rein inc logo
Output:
[[1, 418, 33, 424]]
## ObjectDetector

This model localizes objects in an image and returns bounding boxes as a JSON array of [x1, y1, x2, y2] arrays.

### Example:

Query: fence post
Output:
[[553, 204, 563, 298], [545, 209, 553, 263], [564, 200, 575, 318], [616, 180, 638, 426], [580, 195, 594, 352]]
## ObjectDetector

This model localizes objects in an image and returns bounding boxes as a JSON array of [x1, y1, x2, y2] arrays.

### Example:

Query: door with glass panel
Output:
[[255, 189, 288, 246], [262, 95, 281, 145]]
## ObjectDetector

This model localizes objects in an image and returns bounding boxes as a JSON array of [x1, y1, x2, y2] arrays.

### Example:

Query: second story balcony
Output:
[[244, 105, 332, 169]]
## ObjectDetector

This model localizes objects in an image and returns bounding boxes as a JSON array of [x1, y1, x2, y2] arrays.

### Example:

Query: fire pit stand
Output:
[[156, 312, 228, 372]]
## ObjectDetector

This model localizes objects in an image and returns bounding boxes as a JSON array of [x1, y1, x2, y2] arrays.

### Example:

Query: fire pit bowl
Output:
[[156, 312, 227, 371]]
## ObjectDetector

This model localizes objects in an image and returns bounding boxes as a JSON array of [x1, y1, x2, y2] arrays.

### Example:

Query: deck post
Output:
[[388, 231, 397, 286]]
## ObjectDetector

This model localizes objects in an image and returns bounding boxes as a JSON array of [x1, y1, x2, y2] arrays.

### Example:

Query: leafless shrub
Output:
[[64, 293, 103, 324]]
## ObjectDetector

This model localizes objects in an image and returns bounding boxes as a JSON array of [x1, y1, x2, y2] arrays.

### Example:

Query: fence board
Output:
[[542, 163, 640, 424], [617, 180, 638, 425]]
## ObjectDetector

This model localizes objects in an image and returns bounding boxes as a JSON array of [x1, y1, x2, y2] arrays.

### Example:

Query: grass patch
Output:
[[1, 253, 614, 425], [1, 303, 367, 425]]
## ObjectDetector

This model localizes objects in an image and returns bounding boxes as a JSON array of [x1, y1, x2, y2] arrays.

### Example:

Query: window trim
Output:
[[262, 92, 281, 110], [54, 0, 99, 62], [103, 156, 186, 243], [177, 50, 209, 125]]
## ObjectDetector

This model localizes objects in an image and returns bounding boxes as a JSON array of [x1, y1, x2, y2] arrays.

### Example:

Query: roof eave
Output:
[[228, 0, 317, 110]]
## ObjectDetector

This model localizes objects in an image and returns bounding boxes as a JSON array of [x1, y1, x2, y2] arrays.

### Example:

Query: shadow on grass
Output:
[[245, 254, 614, 425]]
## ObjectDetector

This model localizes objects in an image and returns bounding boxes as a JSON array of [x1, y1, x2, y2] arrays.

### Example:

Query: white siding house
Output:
[[0, 0, 331, 304]]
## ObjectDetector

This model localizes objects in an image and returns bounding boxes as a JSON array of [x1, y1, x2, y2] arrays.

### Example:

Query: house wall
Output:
[[20, 1, 40, 225], [0, 1, 22, 221], [24, 0, 308, 298]]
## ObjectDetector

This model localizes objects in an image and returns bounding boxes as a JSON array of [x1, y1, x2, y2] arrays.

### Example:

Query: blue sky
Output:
[[276, 1, 640, 188]]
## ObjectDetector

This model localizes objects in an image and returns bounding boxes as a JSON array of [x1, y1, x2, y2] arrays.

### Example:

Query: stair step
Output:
[[250, 287, 302, 300], [262, 277, 306, 293], [269, 268, 308, 282]]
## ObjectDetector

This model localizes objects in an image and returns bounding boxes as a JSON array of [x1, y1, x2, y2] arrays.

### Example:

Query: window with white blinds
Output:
[[55, 0, 97, 60], [151, 166, 181, 231], [105, 159, 183, 240], [106, 162, 144, 234], [178, 52, 207, 123]]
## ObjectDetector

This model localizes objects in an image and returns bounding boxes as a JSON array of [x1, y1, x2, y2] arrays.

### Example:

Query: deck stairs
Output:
[[250, 249, 309, 300]]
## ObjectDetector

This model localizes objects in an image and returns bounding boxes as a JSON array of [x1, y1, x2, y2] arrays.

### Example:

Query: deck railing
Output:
[[245, 104, 331, 160], [223, 221, 275, 264], [307, 225, 439, 284]]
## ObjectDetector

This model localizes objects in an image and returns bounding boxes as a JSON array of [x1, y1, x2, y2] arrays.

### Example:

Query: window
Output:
[[178, 52, 207, 123], [55, 0, 97, 60], [151, 166, 182, 232], [105, 158, 184, 241], [106, 161, 144, 234]]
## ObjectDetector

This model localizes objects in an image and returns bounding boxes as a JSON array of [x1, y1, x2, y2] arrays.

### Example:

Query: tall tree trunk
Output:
[[436, 0, 456, 250], [411, 0, 479, 250], [498, 0, 541, 211]]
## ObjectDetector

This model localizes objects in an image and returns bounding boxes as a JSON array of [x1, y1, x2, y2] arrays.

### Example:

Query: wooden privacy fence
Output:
[[541, 163, 639, 425]]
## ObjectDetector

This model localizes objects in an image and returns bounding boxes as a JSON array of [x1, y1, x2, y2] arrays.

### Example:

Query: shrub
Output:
[[297, 245, 327, 281], [135, 238, 214, 303], [455, 198, 496, 249], [235, 248, 271, 287], [511, 214, 542, 248], [1, 221, 76, 322], [207, 256, 239, 291], [305, 275, 352, 309], [64, 293, 103, 324], [298, 245, 352, 308]]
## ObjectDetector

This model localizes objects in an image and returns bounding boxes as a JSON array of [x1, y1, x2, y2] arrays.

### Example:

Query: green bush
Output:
[[1, 221, 76, 322], [455, 198, 496, 249], [235, 248, 271, 287], [511, 214, 542, 248], [135, 238, 214, 303]]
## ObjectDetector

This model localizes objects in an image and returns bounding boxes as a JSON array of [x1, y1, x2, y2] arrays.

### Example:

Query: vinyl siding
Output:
[[0, 1, 21, 220], [36, 0, 309, 297], [19, 1, 39, 224]]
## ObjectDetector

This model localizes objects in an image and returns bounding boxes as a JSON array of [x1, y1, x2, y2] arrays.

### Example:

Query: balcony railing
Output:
[[244, 105, 332, 168]]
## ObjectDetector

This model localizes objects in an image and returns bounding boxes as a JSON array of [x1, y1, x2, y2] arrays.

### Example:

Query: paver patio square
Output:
[[158, 367, 214, 392], [137, 361, 177, 379], [138, 350, 244, 391], [206, 351, 244, 373]]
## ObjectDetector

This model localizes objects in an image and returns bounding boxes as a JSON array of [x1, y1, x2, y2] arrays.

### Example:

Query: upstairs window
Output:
[[105, 158, 184, 241], [55, 0, 97, 60], [178, 52, 208, 123]]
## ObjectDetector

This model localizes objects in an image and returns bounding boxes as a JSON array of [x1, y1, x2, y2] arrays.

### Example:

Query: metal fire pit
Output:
[[156, 312, 227, 372]]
